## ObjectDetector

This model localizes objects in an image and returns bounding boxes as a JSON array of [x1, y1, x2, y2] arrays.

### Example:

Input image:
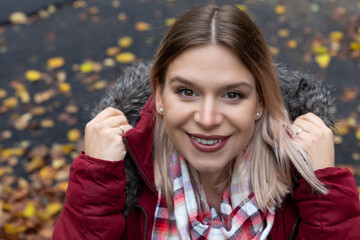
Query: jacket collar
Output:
[[123, 95, 157, 193]]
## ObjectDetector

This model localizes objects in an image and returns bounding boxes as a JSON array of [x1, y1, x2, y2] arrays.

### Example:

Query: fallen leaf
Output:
[[135, 22, 151, 31], [234, 4, 247, 12], [3, 97, 18, 108], [350, 42, 360, 51], [356, 129, 360, 140], [329, 31, 344, 43], [47, 57, 65, 69], [92, 80, 107, 90], [106, 46, 121, 56], [59, 82, 71, 93], [73, 0, 87, 8], [278, 28, 290, 38], [25, 70, 42, 82], [165, 18, 176, 27], [9, 12, 27, 24], [275, 5, 286, 14], [80, 61, 94, 73], [23, 201, 36, 218], [287, 40, 298, 49], [315, 53, 331, 68], [0, 88, 7, 98], [67, 129, 81, 142], [117, 36, 133, 48], [41, 119, 55, 128], [118, 13, 128, 22], [116, 52, 136, 63]]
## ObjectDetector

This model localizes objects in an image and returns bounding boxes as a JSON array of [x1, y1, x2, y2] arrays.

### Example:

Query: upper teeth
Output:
[[191, 136, 222, 145]]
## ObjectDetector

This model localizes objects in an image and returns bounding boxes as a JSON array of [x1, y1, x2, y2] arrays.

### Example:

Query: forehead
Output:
[[165, 44, 255, 87]]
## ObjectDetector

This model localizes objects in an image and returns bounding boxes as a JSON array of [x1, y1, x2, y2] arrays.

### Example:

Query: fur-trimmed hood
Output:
[[91, 62, 335, 215]]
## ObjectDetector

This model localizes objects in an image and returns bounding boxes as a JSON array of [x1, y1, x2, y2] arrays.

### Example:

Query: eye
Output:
[[223, 92, 243, 100], [178, 88, 197, 97]]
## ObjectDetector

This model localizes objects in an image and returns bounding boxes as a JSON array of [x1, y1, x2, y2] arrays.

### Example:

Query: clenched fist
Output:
[[291, 112, 335, 171], [85, 107, 133, 161]]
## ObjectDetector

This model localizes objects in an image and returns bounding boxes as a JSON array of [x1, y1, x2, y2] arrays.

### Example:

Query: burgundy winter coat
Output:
[[53, 97, 360, 240]]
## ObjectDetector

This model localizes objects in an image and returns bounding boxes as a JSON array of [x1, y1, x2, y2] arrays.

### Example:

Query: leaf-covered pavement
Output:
[[0, 0, 359, 238]]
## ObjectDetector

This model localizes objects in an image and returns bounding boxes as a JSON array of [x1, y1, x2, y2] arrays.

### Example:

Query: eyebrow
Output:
[[168, 76, 254, 91]]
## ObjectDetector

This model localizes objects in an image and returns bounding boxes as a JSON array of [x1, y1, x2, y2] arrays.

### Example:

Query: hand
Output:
[[291, 112, 335, 171], [84, 107, 133, 161]]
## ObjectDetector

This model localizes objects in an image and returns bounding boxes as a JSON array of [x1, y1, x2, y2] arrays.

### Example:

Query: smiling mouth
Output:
[[191, 136, 222, 145], [187, 133, 229, 152]]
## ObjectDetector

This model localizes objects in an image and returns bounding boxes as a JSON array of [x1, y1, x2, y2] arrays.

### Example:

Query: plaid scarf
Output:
[[152, 154, 276, 240]]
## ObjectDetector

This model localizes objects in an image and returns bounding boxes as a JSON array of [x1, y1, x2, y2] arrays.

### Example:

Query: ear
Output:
[[155, 83, 164, 115], [255, 100, 264, 120]]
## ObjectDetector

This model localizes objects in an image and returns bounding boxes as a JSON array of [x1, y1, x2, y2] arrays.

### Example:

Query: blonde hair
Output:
[[152, 4, 326, 211]]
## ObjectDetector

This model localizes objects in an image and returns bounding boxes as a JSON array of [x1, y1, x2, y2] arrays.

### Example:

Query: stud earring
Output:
[[159, 108, 164, 114], [256, 112, 260, 117]]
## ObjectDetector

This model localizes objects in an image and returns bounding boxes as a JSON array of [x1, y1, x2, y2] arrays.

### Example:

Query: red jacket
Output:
[[53, 98, 360, 240]]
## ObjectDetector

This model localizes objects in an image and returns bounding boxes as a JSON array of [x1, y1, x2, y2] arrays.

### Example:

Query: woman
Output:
[[53, 4, 360, 240]]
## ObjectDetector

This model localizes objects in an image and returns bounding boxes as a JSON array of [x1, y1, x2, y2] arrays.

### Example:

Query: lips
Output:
[[187, 133, 229, 152]]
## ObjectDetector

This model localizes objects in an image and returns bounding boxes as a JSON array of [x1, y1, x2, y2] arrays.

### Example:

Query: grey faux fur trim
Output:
[[91, 62, 335, 215]]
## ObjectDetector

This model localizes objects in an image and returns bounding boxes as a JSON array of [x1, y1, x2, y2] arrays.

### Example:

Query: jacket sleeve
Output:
[[295, 167, 360, 240], [53, 152, 127, 240]]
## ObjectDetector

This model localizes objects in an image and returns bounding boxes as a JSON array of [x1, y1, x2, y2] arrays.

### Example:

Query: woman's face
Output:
[[156, 44, 262, 177]]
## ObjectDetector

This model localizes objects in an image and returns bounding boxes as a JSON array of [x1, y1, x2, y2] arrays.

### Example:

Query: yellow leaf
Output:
[[73, 0, 87, 8], [315, 53, 331, 69], [9, 12, 27, 24], [356, 129, 360, 140], [62, 144, 75, 154], [350, 42, 360, 51], [80, 61, 94, 73], [312, 44, 328, 54], [67, 129, 81, 142], [329, 31, 343, 42], [30, 106, 46, 116], [41, 119, 55, 128], [118, 12, 127, 22], [287, 40, 298, 49], [165, 18, 176, 27], [14, 84, 30, 103], [46, 202, 63, 216], [269, 46, 279, 55], [118, 36, 133, 48], [135, 22, 151, 31], [47, 57, 65, 69], [235, 4, 247, 12], [352, 153, 360, 161], [278, 28, 290, 38], [39, 166, 55, 180], [116, 52, 136, 63], [23, 201, 36, 218], [57, 182, 68, 192], [275, 5, 286, 14], [92, 80, 107, 90], [26, 156, 45, 172], [103, 58, 116, 67], [4, 223, 16, 235], [25, 70, 42, 82], [52, 158, 66, 169], [332, 119, 350, 135], [106, 46, 120, 56], [59, 82, 71, 93], [3, 97, 18, 108], [0, 88, 7, 98]]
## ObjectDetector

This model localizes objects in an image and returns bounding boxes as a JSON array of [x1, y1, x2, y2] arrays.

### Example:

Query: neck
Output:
[[198, 171, 225, 213]]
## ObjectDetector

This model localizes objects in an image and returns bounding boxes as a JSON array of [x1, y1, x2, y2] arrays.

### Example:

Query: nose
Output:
[[194, 96, 222, 129]]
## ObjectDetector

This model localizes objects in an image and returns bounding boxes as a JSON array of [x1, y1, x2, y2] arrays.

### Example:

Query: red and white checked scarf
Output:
[[152, 154, 276, 240]]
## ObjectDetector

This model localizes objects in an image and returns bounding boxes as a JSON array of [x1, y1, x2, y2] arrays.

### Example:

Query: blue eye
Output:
[[178, 88, 196, 97]]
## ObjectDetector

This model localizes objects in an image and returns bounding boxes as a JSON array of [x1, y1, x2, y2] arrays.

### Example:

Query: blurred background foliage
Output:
[[0, 0, 359, 238]]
